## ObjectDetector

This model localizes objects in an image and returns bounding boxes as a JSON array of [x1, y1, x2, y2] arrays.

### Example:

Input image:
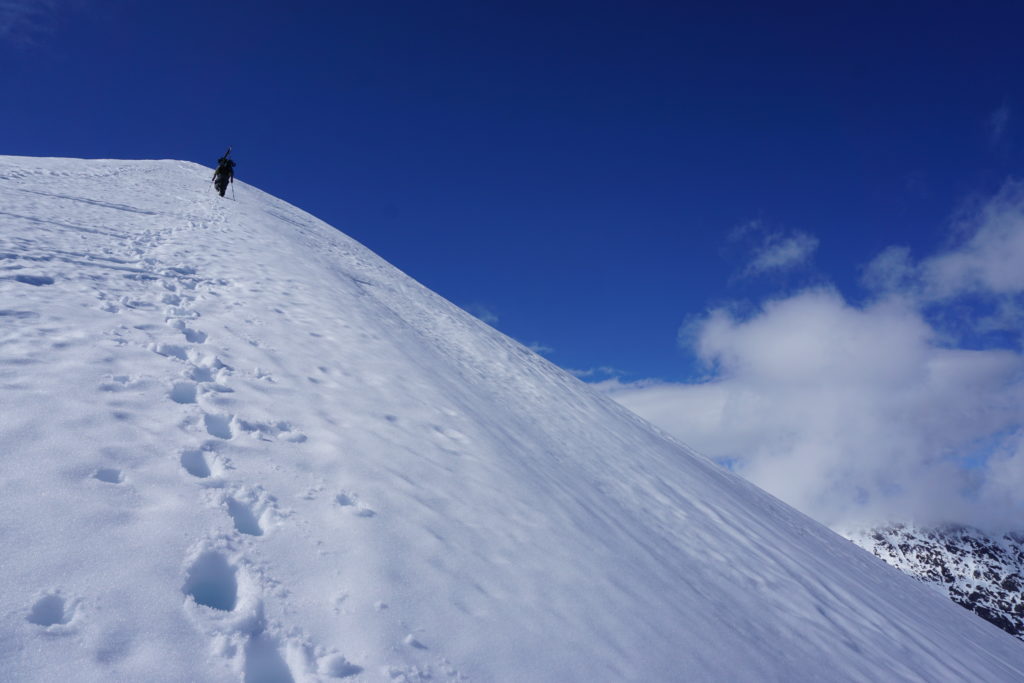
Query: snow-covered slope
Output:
[[2, 156, 1023, 682], [849, 525, 1024, 642]]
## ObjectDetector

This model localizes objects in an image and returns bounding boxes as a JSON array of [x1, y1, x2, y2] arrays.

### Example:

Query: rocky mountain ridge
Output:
[[849, 525, 1024, 641]]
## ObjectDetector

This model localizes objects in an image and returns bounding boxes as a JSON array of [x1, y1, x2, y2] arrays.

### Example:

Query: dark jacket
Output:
[[213, 158, 235, 182]]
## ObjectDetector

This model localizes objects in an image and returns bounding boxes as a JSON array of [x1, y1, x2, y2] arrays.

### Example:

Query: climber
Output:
[[212, 149, 236, 198]]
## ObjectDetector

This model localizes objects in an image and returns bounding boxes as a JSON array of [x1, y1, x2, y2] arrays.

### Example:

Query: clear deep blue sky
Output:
[[4, 1, 1022, 381]]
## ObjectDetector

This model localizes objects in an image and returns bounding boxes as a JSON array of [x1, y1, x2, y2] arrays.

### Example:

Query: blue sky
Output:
[[5, 1, 1024, 528], [3, 1, 1019, 380]]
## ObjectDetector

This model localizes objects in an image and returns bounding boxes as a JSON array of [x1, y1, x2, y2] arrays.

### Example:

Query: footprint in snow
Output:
[[164, 265, 197, 277], [243, 633, 298, 683], [244, 631, 361, 682], [403, 634, 428, 650], [181, 449, 212, 479], [180, 445, 227, 481], [186, 365, 216, 383], [223, 488, 278, 537], [182, 551, 237, 612], [119, 296, 157, 310], [170, 381, 197, 404], [165, 305, 199, 320], [190, 352, 234, 375], [335, 492, 375, 518], [235, 418, 306, 443], [123, 273, 159, 283], [93, 468, 124, 484], [167, 319, 207, 343], [152, 343, 188, 361], [318, 653, 363, 678], [227, 497, 264, 536], [14, 274, 55, 286], [98, 374, 148, 392], [204, 413, 234, 440], [91, 466, 123, 483], [27, 591, 79, 630]]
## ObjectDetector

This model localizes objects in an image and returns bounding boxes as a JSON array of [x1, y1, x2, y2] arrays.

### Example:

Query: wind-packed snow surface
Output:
[[1, 156, 1023, 683]]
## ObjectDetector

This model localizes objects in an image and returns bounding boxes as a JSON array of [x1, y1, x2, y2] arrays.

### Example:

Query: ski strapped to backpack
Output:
[[213, 147, 236, 199]]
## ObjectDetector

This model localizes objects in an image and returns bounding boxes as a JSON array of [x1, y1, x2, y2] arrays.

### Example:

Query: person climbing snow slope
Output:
[[212, 149, 235, 198]]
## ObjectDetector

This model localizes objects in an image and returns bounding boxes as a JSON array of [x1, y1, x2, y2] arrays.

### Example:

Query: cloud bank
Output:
[[603, 181, 1024, 532]]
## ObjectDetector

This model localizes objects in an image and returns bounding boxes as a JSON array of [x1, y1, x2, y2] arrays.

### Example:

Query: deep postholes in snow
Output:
[[93, 468, 124, 484], [171, 381, 198, 404], [181, 448, 212, 478], [27, 593, 73, 627], [183, 552, 238, 612], [2, 155, 1024, 682]]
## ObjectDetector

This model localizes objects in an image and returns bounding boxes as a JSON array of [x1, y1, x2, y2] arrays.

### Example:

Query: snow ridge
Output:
[[2, 156, 1024, 681]]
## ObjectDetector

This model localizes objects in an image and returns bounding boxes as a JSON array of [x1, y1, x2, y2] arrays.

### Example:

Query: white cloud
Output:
[[569, 366, 624, 380], [526, 342, 554, 355], [604, 181, 1024, 533], [919, 180, 1024, 299], [861, 245, 914, 294], [863, 180, 1024, 335], [744, 231, 819, 276], [728, 218, 764, 242], [989, 104, 1010, 145], [464, 303, 499, 325]]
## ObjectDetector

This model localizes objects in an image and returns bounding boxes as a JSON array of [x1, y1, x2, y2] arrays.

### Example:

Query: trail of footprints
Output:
[[23, 218, 455, 680], [153, 265, 363, 681], [51, 249, 372, 681]]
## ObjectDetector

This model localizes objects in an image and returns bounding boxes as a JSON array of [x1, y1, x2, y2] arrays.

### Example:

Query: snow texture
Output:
[[1, 155, 1023, 682]]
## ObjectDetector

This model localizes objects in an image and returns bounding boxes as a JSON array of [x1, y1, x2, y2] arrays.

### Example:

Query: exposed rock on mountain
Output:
[[850, 525, 1024, 641]]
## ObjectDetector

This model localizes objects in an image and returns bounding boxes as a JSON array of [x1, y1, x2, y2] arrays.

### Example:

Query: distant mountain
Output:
[[849, 525, 1024, 641]]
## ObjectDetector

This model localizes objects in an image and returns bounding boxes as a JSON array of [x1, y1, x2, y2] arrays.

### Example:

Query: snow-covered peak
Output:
[[2, 155, 1023, 681]]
